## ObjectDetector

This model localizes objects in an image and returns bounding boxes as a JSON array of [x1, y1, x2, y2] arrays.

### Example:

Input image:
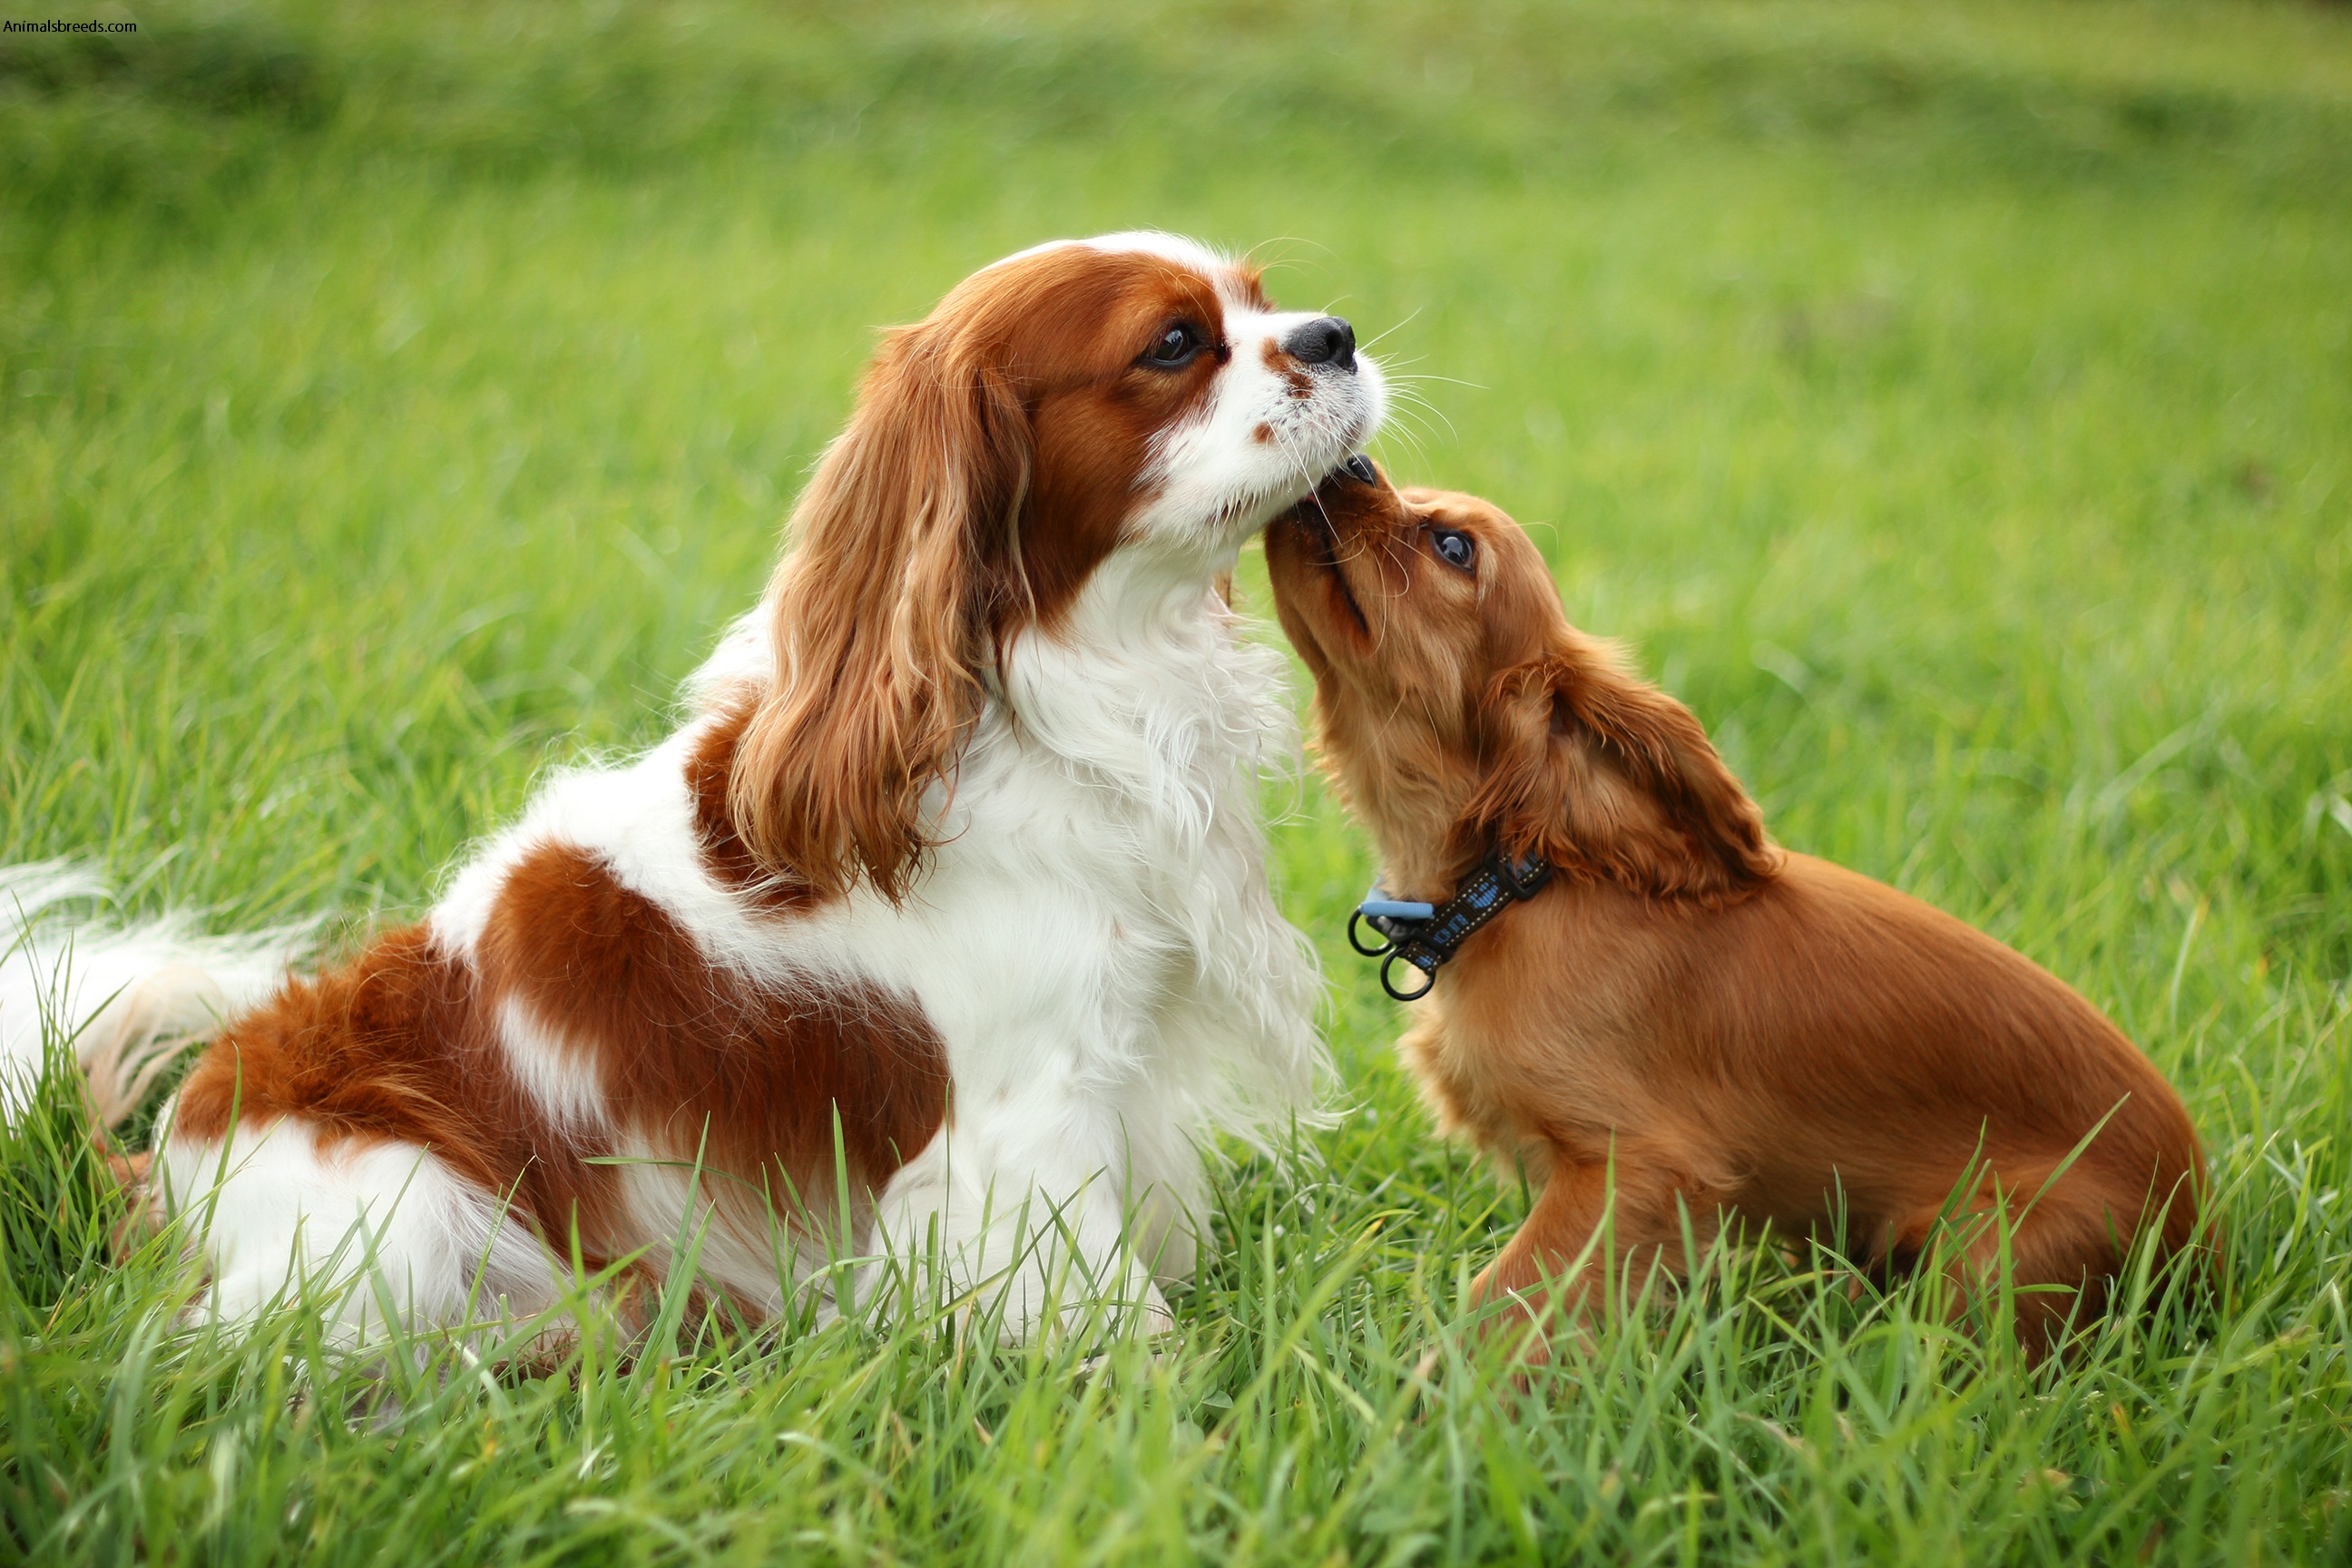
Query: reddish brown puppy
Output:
[[1265, 463, 2208, 1357]]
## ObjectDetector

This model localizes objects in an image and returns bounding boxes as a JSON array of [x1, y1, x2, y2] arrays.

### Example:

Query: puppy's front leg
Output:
[[1469, 1151, 1701, 1363]]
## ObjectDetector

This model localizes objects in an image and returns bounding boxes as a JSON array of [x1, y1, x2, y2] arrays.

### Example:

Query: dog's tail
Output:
[[1, 861, 310, 1127]]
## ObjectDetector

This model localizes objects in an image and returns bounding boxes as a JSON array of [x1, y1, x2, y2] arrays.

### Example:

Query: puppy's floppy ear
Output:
[[728, 318, 1032, 902], [1462, 632, 1779, 902]]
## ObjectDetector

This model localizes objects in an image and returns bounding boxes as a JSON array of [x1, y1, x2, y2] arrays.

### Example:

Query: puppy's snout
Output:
[[1283, 316, 1357, 372]]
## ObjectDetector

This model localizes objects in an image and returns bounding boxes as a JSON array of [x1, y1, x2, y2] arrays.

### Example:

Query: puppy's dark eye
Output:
[[1430, 528, 1475, 571], [1141, 322, 1205, 368]]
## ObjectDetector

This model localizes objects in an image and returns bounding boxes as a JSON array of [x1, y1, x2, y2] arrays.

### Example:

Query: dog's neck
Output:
[[1311, 718, 1490, 905]]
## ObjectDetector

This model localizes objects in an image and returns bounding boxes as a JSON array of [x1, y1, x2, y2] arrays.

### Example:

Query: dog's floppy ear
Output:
[[1462, 632, 1779, 902], [728, 318, 1032, 902]]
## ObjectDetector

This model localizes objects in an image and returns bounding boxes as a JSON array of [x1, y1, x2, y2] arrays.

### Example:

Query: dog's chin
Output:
[[1277, 455, 1372, 536], [1273, 512, 1372, 651], [1265, 453, 1386, 654], [1274, 495, 1331, 553]]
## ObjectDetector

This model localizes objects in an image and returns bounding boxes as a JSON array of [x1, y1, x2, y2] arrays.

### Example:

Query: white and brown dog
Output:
[[0, 233, 1385, 1339]]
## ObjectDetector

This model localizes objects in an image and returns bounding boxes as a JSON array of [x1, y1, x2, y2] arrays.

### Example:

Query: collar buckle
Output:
[[1349, 848, 1551, 1003]]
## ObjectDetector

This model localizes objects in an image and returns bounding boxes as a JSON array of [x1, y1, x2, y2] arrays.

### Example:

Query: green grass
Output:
[[5, 1, 2351, 1562]]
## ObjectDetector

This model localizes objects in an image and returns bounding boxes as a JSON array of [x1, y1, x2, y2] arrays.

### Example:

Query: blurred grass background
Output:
[[4, 2, 2350, 1563]]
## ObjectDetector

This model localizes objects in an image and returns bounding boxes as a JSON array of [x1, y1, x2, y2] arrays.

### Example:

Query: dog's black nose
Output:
[[1283, 316, 1356, 371], [1341, 454, 1378, 485]]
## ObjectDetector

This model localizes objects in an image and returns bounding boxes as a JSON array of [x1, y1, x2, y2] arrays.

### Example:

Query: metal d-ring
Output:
[[1348, 908, 1396, 958], [1380, 952, 1436, 1002]]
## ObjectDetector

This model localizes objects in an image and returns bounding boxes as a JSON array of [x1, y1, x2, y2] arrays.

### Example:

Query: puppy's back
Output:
[[1678, 855, 2201, 1252]]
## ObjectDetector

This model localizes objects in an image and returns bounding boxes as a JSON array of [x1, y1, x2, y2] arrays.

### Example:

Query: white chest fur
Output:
[[827, 554, 1325, 1327]]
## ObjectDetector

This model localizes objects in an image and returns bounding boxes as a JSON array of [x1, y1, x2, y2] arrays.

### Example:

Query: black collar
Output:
[[1348, 849, 1553, 1001]]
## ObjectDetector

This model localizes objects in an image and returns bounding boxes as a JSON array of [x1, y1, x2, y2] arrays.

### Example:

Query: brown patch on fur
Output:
[[1266, 468, 2210, 1361], [728, 244, 1256, 901], [169, 842, 952, 1270], [172, 925, 626, 1259], [1228, 260, 1272, 311], [477, 841, 947, 1218], [1262, 338, 1314, 397]]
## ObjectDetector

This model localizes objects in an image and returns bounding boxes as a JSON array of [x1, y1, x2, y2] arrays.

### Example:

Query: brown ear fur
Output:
[[1462, 632, 1779, 902], [727, 320, 1032, 902]]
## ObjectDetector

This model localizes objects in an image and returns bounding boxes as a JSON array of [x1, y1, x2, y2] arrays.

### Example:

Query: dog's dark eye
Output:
[[1141, 322, 1205, 368], [1430, 528, 1475, 571]]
